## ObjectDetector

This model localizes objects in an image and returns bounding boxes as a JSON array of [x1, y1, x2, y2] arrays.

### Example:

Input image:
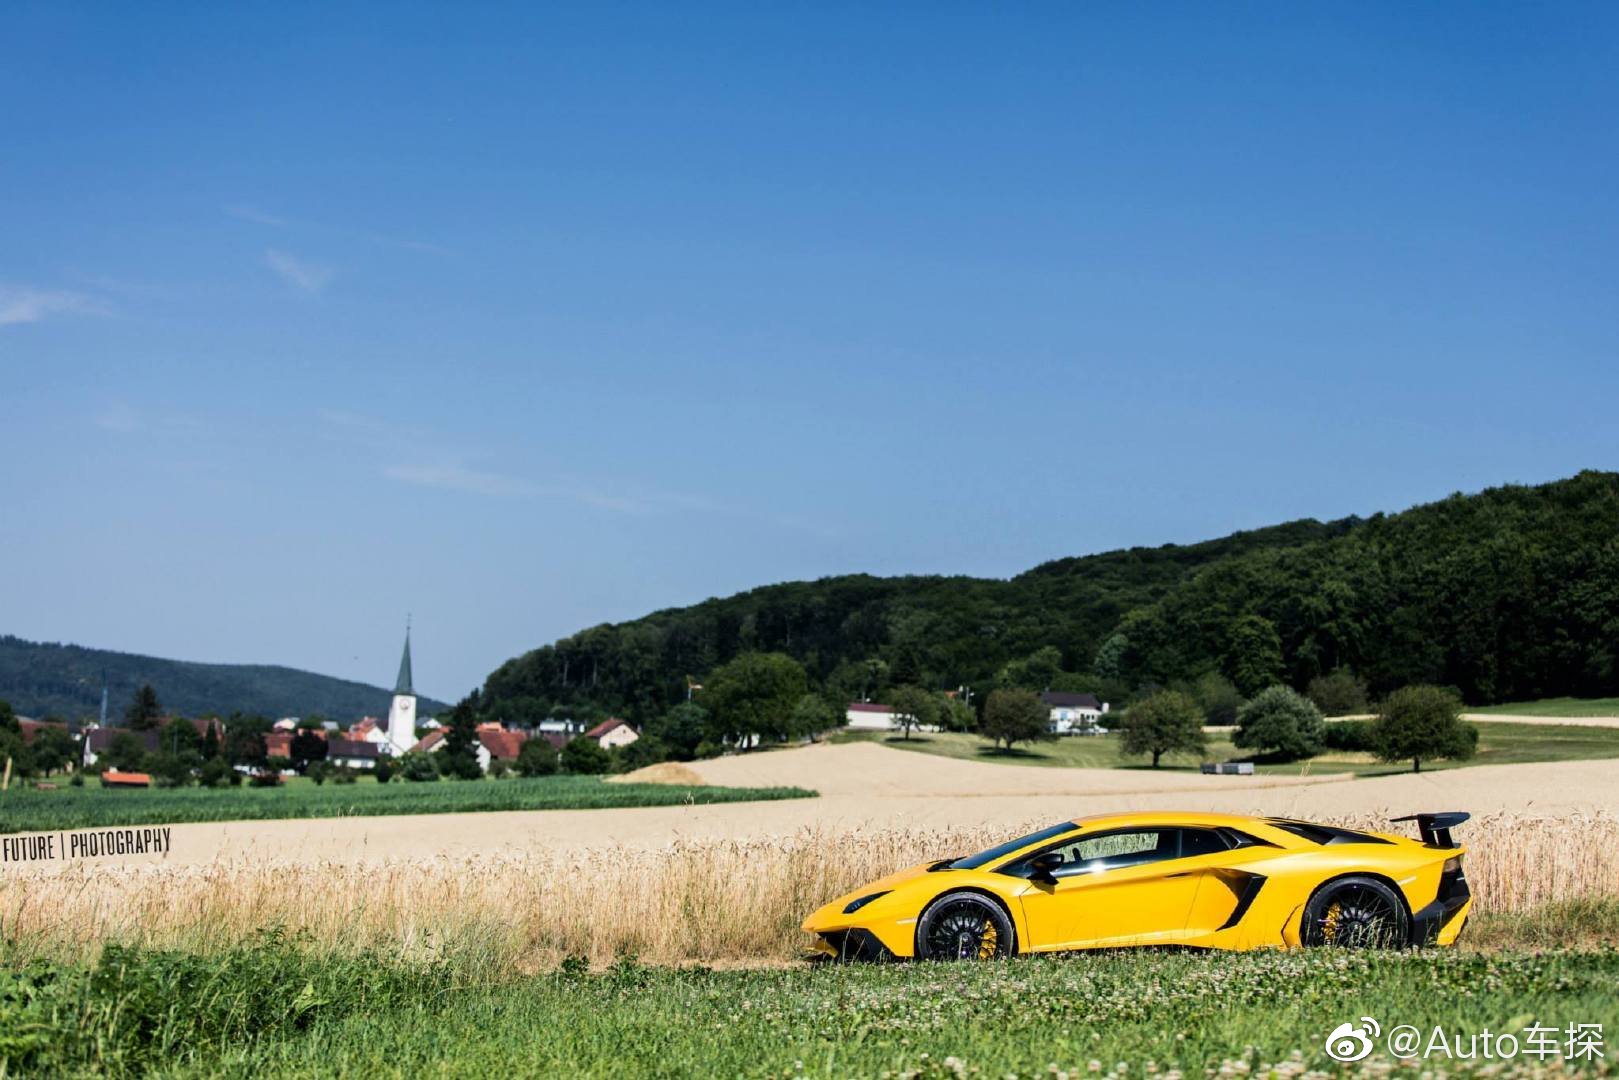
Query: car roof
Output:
[[1062, 810, 1274, 831]]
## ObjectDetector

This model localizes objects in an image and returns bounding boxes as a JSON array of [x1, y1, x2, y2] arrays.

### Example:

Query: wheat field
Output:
[[2, 812, 1614, 970]]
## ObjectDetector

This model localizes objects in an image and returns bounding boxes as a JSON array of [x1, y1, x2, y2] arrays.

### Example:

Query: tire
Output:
[[1301, 875, 1410, 948], [916, 892, 1014, 961]]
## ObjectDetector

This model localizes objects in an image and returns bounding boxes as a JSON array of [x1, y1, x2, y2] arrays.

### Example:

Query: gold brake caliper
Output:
[[1322, 901, 1342, 945], [977, 919, 999, 959]]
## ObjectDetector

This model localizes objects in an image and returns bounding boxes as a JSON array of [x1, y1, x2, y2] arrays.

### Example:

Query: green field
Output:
[[834, 721, 1619, 776], [1472, 697, 1619, 717], [5, 939, 1616, 1077], [0, 775, 814, 835]]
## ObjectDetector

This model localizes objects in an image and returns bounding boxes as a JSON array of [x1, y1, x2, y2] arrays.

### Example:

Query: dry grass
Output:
[[3, 812, 1614, 970]]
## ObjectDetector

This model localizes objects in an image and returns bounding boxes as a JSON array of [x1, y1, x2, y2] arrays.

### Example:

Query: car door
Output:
[[1011, 828, 1208, 950]]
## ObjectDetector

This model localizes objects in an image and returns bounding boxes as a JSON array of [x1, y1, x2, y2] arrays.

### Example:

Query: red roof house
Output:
[[583, 718, 639, 749]]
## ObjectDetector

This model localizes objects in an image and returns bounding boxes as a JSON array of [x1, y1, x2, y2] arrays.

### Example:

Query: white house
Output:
[[843, 702, 941, 733], [1039, 691, 1110, 735], [410, 725, 526, 774], [585, 718, 639, 749], [844, 702, 897, 730]]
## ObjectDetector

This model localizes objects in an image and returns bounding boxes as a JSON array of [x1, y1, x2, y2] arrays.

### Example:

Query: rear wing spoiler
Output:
[[1392, 812, 1470, 848]]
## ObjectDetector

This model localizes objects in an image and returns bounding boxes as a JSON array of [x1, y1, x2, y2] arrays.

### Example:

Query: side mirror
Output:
[[1029, 851, 1064, 885]]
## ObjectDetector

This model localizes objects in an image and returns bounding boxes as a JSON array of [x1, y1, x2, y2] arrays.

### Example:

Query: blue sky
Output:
[[3, 3, 1616, 701]]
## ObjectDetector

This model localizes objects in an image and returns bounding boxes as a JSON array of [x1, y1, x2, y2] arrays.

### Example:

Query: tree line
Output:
[[476, 471, 1619, 727]]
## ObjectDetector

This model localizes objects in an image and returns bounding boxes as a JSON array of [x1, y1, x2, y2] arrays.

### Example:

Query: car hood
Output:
[[803, 860, 943, 928]]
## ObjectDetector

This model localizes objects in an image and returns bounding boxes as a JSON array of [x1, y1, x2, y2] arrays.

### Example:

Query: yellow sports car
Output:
[[803, 810, 1470, 960]]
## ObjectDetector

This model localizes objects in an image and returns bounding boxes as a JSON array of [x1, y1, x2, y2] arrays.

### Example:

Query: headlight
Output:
[[843, 891, 890, 915]]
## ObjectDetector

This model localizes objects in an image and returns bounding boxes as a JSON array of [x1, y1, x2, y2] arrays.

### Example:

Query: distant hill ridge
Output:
[[0, 636, 449, 721], [479, 470, 1619, 721]]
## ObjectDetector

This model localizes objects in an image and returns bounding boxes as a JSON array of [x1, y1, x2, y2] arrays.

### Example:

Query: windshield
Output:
[[949, 822, 1079, 870]]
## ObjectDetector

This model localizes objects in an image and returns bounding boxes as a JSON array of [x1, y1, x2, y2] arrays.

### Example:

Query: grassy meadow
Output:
[[833, 721, 1619, 776], [5, 939, 1618, 1077], [0, 775, 814, 835]]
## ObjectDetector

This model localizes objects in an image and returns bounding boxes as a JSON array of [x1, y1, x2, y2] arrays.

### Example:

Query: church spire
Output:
[[394, 622, 414, 696]]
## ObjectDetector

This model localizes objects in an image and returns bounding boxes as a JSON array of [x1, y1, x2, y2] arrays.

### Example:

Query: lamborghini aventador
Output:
[[802, 810, 1471, 961]]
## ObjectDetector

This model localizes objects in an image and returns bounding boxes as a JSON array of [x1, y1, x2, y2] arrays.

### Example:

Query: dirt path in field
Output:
[[9, 742, 1618, 872], [1465, 713, 1619, 728]]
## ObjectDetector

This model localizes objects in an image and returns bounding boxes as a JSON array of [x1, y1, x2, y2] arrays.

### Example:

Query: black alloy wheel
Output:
[[1302, 875, 1410, 948], [917, 892, 1014, 961]]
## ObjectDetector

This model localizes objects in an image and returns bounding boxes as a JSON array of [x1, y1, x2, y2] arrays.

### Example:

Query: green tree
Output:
[[788, 694, 834, 742], [516, 738, 559, 777], [1120, 690, 1207, 768], [997, 646, 1064, 691], [106, 731, 149, 772], [197, 757, 232, 787], [1306, 668, 1369, 717], [1233, 685, 1325, 761], [613, 734, 670, 773], [200, 720, 223, 761], [701, 652, 808, 747], [644, 702, 707, 761], [1093, 634, 1129, 682], [1372, 685, 1478, 773], [561, 736, 611, 775], [399, 751, 439, 782], [29, 726, 78, 775], [1223, 616, 1285, 697], [882, 685, 939, 740], [143, 751, 192, 788], [979, 689, 1052, 752], [0, 699, 17, 733], [938, 695, 975, 732], [125, 684, 164, 731], [0, 728, 31, 780], [224, 714, 271, 769], [440, 696, 485, 780], [374, 755, 395, 783], [1190, 672, 1244, 727], [289, 728, 329, 773]]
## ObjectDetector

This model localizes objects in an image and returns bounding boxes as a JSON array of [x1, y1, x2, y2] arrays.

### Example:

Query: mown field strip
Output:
[[0, 775, 814, 834]]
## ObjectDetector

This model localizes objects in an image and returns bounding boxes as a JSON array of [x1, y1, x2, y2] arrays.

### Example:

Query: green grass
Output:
[[833, 722, 1619, 777], [1471, 696, 1619, 717], [0, 775, 815, 834], [5, 940, 1617, 1076]]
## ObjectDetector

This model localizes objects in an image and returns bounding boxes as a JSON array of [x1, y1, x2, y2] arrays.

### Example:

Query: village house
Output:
[[844, 702, 897, 730], [81, 717, 225, 769], [1039, 691, 1110, 735], [584, 717, 638, 749], [411, 723, 526, 773]]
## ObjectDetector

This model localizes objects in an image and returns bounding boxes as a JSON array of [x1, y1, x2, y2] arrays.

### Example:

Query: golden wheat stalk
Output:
[[2, 813, 1612, 968]]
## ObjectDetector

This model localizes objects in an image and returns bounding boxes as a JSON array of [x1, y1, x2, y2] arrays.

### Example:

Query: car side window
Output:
[[1178, 828, 1229, 858], [1009, 827, 1231, 879], [1046, 829, 1176, 877]]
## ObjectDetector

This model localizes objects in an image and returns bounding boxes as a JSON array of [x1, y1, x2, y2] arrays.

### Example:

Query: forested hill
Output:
[[0, 636, 449, 721], [480, 471, 1619, 723]]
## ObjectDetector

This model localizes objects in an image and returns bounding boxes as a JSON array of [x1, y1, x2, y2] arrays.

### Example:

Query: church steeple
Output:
[[394, 623, 414, 696]]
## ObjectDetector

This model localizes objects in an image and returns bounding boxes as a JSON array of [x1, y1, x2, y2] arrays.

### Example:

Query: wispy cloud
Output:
[[0, 285, 97, 327], [329, 411, 723, 518], [230, 204, 452, 258], [265, 249, 334, 293], [384, 463, 539, 499]]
